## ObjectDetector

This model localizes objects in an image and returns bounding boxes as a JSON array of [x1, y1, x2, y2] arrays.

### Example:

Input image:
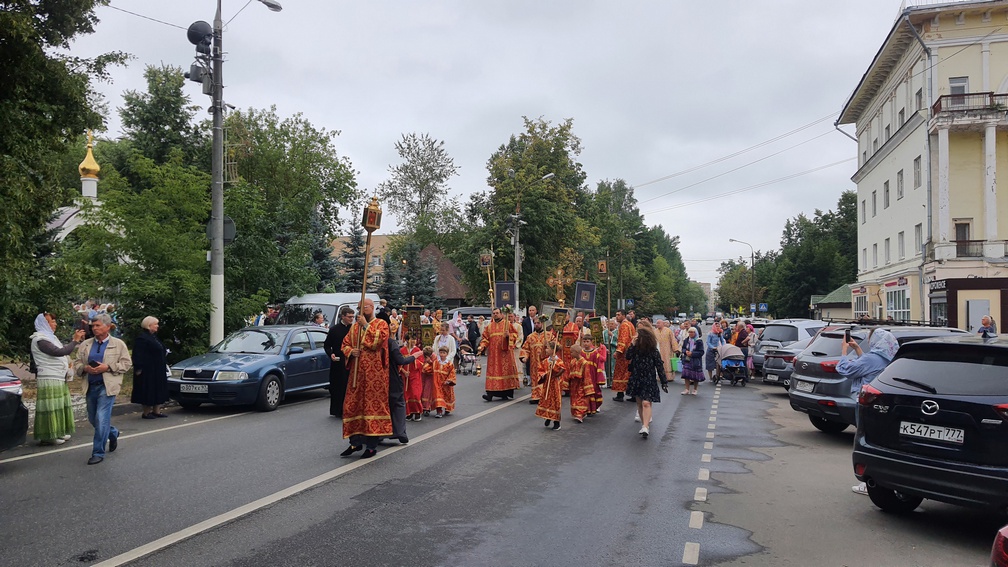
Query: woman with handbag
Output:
[[30, 313, 84, 445]]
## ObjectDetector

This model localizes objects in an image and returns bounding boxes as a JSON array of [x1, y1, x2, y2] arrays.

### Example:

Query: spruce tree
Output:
[[339, 222, 366, 293]]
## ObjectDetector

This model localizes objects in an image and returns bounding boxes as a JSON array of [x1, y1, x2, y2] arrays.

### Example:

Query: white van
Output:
[[278, 293, 381, 326]]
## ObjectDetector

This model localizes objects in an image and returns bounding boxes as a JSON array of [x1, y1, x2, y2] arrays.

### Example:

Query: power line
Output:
[[106, 4, 187, 30], [643, 158, 856, 215], [633, 112, 837, 189], [637, 129, 834, 205]]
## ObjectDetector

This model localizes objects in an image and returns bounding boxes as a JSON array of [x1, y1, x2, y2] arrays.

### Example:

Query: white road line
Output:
[[701, 453, 711, 463], [698, 468, 710, 481], [689, 510, 704, 529], [710, 410, 717, 415], [711, 404, 718, 409], [707, 424, 715, 430], [0, 411, 251, 464], [708, 416, 716, 422], [92, 395, 530, 567], [706, 432, 715, 439], [694, 487, 707, 502], [704, 442, 713, 450], [683, 542, 700, 565]]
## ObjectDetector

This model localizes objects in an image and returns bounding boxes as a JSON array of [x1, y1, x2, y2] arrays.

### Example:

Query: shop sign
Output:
[[929, 279, 947, 292]]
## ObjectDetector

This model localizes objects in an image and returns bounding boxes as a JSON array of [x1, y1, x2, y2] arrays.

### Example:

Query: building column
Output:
[[984, 122, 1001, 256], [936, 125, 954, 260]]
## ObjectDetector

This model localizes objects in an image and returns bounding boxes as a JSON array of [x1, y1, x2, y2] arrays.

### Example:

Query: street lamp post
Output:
[[513, 172, 554, 312], [190, 0, 281, 346], [729, 238, 755, 315]]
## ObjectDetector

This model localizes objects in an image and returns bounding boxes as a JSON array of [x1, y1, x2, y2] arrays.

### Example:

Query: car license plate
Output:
[[180, 383, 208, 394], [765, 373, 779, 382], [899, 421, 964, 444], [794, 380, 813, 393]]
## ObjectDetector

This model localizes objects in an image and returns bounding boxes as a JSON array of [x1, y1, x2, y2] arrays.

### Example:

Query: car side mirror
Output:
[[287, 346, 305, 355]]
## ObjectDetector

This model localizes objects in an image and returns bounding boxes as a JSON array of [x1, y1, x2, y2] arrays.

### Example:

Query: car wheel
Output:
[[808, 415, 849, 433], [178, 400, 201, 411], [867, 484, 923, 514], [256, 374, 283, 412]]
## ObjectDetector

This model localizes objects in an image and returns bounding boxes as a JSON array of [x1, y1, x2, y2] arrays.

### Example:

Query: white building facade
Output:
[[839, 0, 1008, 331]]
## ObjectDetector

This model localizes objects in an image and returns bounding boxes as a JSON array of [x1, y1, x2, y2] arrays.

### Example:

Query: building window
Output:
[[883, 181, 890, 208], [885, 125, 891, 141], [873, 244, 878, 268], [916, 88, 923, 111], [885, 237, 891, 264], [872, 191, 877, 217], [898, 108, 905, 126], [913, 156, 921, 188], [897, 170, 904, 200], [862, 248, 867, 270], [887, 288, 911, 322], [861, 200, 866, 224], [854, 295, 869, 319], [371, 274, 383, 284], [862, 150, 867, 164], [873, 138, 879, 152], [915, 223, 923, 256], [898, 231, 905, 260], [949, 76, 969, 106]]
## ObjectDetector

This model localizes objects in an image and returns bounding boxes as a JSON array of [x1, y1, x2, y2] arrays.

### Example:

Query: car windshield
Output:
[[215, 329, 285, 355], [880, 344, 1008, 395]]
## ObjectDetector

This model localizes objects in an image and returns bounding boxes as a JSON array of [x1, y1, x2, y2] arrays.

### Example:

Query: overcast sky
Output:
[[70, 0, 903, 287]]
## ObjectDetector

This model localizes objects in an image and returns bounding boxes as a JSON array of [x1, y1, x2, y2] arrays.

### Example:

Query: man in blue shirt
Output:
[[74, 313, 132, 465]]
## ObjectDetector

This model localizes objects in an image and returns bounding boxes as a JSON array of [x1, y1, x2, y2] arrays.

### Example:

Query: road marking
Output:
[[707, 424, 715, 430], [694, 487, 707, 501], [709, 416, 716, 422], [710, 410, 717, 415], [698, 468, 710, 481], [712, 404, 718, 409], [706, 432, 715, 439], [0, 411, 251, 464], [701, 453, 711, 463], [689, 510, 704, 529], [683, 542, 700, 564], [92, 395, 530, 567], [704, 442, 713, 450]]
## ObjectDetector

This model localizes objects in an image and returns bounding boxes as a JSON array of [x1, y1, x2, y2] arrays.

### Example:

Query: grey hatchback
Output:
[[752, 319, 826, 374], [789, 325, 968, 433]]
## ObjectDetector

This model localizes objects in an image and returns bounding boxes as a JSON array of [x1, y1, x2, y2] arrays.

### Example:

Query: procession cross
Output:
[[545, 267, 574, 307]]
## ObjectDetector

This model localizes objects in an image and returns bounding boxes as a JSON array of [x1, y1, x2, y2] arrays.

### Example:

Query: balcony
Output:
[[925, 239, 1008, 261], [955, 239, 984, 258], [931, 92, 1008, 114]]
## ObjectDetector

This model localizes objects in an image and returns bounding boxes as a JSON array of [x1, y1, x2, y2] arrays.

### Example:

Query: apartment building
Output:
[[838, 0, 1008, 331]]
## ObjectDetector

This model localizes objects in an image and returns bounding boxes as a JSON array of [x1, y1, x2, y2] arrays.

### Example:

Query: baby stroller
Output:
[[714, 344, 748, 386], [457, 340, 477, 375]]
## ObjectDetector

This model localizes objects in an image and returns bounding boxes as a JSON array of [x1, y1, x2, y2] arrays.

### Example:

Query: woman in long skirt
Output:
[[30, 313, 84, 445], [681, 327, 706, 395]]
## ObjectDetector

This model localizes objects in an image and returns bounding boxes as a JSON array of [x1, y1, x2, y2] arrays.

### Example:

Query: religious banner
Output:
[[420, 324, 436, 349], [494, 281, 517, 310], [551, 309, 569, 333], [540, 301, 563, 329], [588, 316, 604, 345], [402, 305, 424, 343], [573, 281, 597, 311]]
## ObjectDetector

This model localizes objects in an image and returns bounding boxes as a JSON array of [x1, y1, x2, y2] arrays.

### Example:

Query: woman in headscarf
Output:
[[131, 316, 170, 418], [705, 323, 725, 382], [680, 326, 705, 395], [30, 313, 85, 445], [838, 328, 899, 494]]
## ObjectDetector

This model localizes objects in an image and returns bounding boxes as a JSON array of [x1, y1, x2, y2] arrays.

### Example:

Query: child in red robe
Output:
[[420, 346, 439, 417], [403, 337, 424, 421], [535, 341, 565, 430], [581, 332, 607, 416], [433, 345, 456, 416], [566, 344, 594, 423]]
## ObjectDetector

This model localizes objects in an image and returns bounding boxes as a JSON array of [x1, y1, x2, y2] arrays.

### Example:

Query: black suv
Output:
[[788, 326, 967, 433], [853, 335, 1008, 513]]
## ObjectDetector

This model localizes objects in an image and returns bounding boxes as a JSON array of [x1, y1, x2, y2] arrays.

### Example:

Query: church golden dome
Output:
[[78, 131, 100, 179]]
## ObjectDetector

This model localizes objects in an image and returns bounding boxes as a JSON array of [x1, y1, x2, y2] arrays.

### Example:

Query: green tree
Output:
[[119, 64, 205, 166], [376, 133, 460, 245], [339, 221, 367, 293], [0, 0, 126, 355]]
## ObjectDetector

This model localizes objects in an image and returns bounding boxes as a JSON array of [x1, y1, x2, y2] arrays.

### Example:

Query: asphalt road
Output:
[[1, 355, 1003, 567]]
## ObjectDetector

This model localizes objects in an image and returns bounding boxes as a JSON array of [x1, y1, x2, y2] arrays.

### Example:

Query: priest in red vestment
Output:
[[477, 307, 520, 401], [612, 310, 637, 401], [340, 298, 390, 459]]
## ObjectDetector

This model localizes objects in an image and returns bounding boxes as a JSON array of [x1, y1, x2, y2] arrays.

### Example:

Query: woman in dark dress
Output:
[[131, 316, 169, 418], [625, 326, 668, 440]]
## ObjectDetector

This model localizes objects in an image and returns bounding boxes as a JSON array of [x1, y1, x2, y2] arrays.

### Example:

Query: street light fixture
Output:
[[729, 238, 755, 316], [513, 171, 554, 312], [187, 0, 282, 346]]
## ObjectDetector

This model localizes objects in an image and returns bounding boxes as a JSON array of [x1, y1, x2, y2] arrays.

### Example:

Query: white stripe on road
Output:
[[704, 442, 713, 450], [0, 411, 251, 464], [683, 542, 700, 564], [707, 424, 715, 429], [689, 510, 704, 529], [698, 468, 710, 481], [701, 453, 711, 463], [710, 410, 717, 415], [706, 432, 715, 439], [92, 395, 531, 567], [694, 487, 707, 502], [709, 416, 716, 422]]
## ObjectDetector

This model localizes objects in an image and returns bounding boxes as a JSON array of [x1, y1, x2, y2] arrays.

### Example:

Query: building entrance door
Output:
[[966, 299, 990, 332]]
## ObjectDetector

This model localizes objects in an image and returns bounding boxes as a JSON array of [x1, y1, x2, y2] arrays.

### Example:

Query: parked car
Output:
[[752, 319, 827, 374], [853, 334, 1008, 514], [652, 314, 669, 324], [789, 325, 968, 433], [447, 306, 492, 321], [277, 292, 380, 326], [0, 366, 29, 452], [992, 523, 1008, 567], [169, 325, 332, 412], [705, 317, 715, 325], [763, 325, 854, 389]]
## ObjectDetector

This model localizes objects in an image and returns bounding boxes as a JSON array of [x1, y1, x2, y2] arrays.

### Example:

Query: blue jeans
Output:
[[86, 382, 118, 458]]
